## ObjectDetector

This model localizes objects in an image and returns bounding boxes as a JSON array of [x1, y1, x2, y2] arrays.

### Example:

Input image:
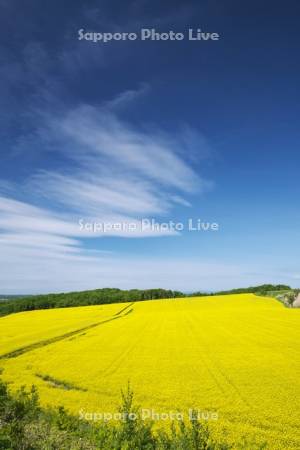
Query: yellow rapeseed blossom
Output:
[[1, 294, 299, 449]]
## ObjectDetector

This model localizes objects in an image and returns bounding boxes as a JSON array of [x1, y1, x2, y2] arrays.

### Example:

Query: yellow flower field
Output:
[[0, 302, 124, 357], [1, 294, 299, 449]]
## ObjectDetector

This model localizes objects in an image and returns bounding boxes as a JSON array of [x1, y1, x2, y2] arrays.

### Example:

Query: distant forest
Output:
[[0, 284, 291, 317]]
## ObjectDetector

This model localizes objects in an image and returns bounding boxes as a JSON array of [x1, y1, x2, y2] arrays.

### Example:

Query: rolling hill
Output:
[[1, 293, 299, 449]]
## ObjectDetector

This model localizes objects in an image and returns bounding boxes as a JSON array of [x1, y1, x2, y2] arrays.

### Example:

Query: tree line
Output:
[[0, 284, 291, 317]]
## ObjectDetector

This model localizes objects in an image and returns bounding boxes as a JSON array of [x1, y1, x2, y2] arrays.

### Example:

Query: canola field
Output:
[[1, 294, 300, 449]]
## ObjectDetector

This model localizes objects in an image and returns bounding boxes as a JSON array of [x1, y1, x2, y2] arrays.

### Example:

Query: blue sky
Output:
[[0, 0, 300, 294]]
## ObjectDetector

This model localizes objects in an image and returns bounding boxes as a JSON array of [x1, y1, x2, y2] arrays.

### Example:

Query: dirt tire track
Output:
[[0, 304, 134, 360]]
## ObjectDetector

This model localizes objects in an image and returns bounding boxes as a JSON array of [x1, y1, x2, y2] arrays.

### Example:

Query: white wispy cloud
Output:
[[0, 92, 215, 292], [29, 171, 170, 216], [56, 105, 203, 193], [23, 100, 212, 228], [0, 233, 80, 253], [104, 83, 150, 111], [0, 195, 80, 237], [0, 195, 176, 240]]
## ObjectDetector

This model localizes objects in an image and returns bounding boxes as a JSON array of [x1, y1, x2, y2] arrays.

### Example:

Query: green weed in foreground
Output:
[[0, 379, 267, 450]]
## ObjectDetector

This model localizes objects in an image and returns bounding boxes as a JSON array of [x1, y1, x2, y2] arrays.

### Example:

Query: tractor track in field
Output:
[[0, 303, 134, 360], [185, 312, 252, 409], [101, 316, 151, 377], [182, 311, 227, 397]]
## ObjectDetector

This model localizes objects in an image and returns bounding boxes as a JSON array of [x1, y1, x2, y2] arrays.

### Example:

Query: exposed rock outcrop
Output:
[[293, 293, 300, 308]]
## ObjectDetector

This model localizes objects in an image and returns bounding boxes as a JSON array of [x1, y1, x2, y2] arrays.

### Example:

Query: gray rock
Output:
[[293, 293, 300, 308]]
